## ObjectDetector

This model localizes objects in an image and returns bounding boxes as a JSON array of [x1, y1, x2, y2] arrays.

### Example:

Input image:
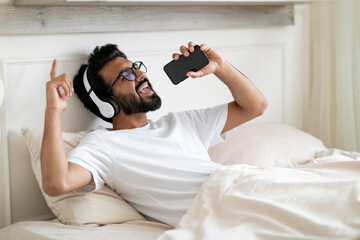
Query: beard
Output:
[[114, 81, 162, 115]]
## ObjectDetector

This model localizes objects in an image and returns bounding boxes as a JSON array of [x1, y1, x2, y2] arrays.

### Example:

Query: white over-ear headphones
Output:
[[83, 67, 120, 119]]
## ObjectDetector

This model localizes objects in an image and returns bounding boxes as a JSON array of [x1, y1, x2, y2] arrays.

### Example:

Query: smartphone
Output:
[[163, 45, 209, 85]]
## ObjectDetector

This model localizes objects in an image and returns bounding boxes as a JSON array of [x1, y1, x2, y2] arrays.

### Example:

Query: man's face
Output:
[[99, 57, 161, 115]]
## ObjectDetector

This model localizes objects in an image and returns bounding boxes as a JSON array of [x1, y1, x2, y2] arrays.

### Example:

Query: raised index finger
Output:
[[50, 59, 57, 80]]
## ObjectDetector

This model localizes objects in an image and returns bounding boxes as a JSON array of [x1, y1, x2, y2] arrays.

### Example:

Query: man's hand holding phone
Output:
[[164, 42, 226, 85]]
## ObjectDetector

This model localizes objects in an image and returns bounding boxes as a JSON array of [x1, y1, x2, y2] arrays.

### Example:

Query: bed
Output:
[[1, 119, 360, 239], [1, 42, 360, 239]]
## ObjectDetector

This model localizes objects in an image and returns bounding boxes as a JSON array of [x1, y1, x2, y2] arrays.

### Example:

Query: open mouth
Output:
[[136, 80, 153, 95]]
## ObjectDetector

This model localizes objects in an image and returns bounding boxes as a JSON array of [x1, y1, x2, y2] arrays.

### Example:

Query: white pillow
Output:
[[208, 122, 327, 168], [21, 127, 146, 226]]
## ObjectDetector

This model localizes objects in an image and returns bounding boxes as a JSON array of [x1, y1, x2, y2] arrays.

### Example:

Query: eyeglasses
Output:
[[107, 61, 147, 93]]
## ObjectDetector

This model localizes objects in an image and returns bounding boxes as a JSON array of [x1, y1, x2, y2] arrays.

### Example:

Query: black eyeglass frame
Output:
[[107, 61, 147, 93]]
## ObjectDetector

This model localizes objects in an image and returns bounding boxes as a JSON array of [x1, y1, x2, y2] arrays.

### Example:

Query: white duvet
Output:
[[157, 149, 360, 240]]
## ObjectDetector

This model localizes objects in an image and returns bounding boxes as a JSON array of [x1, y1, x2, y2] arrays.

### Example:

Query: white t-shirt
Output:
[[67, 103, 228, 226]]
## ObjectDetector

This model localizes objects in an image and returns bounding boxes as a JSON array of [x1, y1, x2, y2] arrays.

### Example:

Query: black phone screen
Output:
[[163, 45, 209, 85]]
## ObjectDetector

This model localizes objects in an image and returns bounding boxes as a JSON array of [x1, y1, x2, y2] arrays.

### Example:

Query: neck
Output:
[[111, 111, 148, 130]]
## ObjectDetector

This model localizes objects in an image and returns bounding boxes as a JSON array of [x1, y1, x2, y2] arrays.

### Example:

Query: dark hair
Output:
[[73, 44, 127, 123]]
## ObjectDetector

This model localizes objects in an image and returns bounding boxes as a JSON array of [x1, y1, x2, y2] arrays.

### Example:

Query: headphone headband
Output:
[[83, 67, 117, 119], [83, 67, 92, 93]]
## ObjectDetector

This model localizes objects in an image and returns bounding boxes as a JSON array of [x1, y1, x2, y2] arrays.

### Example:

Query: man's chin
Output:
[[148, 93, 162, 111], [116, 90, 161, 115], [147, 95, 162, 112]]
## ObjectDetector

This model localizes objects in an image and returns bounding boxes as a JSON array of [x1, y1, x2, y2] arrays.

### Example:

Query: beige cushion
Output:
[[21, 127, 146, 226], [208, 122, 327, 168]]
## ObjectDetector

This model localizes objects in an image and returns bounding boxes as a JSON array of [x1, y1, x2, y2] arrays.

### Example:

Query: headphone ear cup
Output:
[[104, 97, 120, 117], [83, 67, 120, 119]]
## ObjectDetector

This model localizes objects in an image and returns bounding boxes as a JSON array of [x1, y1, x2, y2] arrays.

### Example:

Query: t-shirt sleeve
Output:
[[67, 131, 111, 193], [178, 103, 228, 149]]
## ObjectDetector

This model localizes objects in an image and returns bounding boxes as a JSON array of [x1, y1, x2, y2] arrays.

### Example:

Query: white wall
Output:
[[0, 4, 309, 228]]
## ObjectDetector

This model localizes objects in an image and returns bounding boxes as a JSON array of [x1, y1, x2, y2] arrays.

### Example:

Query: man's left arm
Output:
[[175, 42, 268, 133]]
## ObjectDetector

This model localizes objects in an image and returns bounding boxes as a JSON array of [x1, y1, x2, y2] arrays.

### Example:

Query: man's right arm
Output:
[[41, 59, 92, 197]]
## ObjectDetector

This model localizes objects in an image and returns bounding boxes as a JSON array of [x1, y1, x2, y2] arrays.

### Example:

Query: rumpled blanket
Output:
[[158, 149, 360, 240]]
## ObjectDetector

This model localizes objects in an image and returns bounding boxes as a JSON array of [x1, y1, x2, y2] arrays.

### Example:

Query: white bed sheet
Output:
[[0, 219, 171, 240]]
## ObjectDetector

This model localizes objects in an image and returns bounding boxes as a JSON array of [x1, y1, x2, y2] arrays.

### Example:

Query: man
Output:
[[41, 41, 268, 227]]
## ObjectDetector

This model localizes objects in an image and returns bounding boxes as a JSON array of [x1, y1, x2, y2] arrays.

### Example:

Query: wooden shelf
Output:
[[0, 0, 307, 35], [14, 0, 309, 6]]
